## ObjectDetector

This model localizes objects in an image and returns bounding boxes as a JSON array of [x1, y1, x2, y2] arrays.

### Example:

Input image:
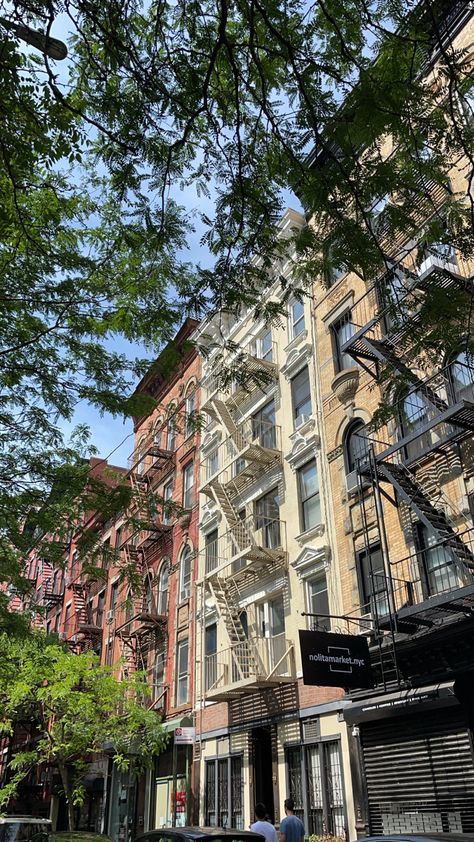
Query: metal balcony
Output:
[[200, 420, 282, 495], [374, 526, 474, 635], [36, 576, 64, 607], [202, 516, 287, 582], [63, 607, 104, 642], [204, 636, 296, 701], [115, 595, 167, 638], [202, 340, 279, 414]]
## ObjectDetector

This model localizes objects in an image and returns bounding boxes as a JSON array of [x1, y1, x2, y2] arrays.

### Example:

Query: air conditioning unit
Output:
[[418, 252, 458, 280], [106, 609, 114, 624], [345, 470, 370, 496], [294, 413, 310, 430]]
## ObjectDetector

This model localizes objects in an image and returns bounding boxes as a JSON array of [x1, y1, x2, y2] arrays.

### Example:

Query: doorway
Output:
[[251, 726, 275, 823]]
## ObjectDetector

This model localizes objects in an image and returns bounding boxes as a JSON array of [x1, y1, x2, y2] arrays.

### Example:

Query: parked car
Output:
[[0, 817, 52, 842], [359, 835, 474, 842], [135, 829, 265, 842]]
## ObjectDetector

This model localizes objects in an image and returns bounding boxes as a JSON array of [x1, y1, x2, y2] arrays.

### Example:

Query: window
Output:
[[105, 638, 114, 666], [324, 240, 346, 287], [307, 576, 330, 631], [153, 424, 162, 448], [286, 740, 346, 836], [111, 581, 119, 610], [179, 546, 192, 601], [97, 589, 106, 624], [291, 367, 312, 422], [256, 329, 273, 362], [144, 574, 153, 614], [258, 595, 286, 670], [252, 399, 276, 448], [416, 524, 463, 597], [205, 529, 218, 574], [449, 351, 474, 403], [157, 562, 169, 614], [185, 391, 196, 438], [205, 623, 217, 691], [176, 639, 189, 705], [357, 544, 389, 617], [398, 388, 431, 460], [255, 488, 280, 548], [115, 527, 122, 550], [136, 447, 145, 475], [183, 461, 194, 509], [290, 299, 305, 338], [167, 420, 176, 452], [153, 649, 166, 704], [205, 756, 243, 829], [332, 312, 355, 372], [298, 460, 320, 532], [207, 448, 219, 479], [162, 479, 173, 524], [344, 420, 370, 474]]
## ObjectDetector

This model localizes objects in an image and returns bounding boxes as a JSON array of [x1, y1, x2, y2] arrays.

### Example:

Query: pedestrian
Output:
[[279, 798, 305, 842], [250, 802, 278, 842]]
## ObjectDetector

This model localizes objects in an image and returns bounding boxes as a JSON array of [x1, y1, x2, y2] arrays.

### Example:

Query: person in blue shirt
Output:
[[279, 798, 305, 842]]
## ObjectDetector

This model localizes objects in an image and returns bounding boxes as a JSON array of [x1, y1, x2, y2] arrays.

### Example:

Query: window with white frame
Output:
[[176, 639, 189, 705], [207, 447, 219, 480], [298, 459, 320, 531], [290, 298, 305, 339], [179, 546, 192, 601], [153, 649, 166, 704], [255, 329, 273, 362], [167, 419, 176, 451], [257, 595, 286, 669], [183, 461, 194, 509], [185, 391, 196, 438], [307, 575, 330, 631], [153, 423, 163, 448], [157, 561, 169, 614], [162, 479, 173, 524], [291, 366, 312, 422]]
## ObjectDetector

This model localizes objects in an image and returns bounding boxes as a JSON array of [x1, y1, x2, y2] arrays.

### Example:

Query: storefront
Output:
[[344, 684, 474, 835]]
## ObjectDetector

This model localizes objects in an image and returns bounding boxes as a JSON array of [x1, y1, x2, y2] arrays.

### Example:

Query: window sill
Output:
[[295, 522, 325, 546]]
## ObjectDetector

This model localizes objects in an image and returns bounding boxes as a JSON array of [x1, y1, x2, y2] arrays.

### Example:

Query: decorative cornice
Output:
[[280, 341, 313, 381], [291, 545, 331, 579], [285, 427, 320, 472], [295, 523, 326, 548], [327, 445, 343, 463], [283, 329, 309, 355]]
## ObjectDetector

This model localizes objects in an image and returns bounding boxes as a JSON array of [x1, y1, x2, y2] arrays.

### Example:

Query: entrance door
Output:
[[251, 726, 275, 823]]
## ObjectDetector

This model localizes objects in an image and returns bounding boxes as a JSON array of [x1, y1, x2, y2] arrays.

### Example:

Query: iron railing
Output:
[[201, 515, 287, 577]]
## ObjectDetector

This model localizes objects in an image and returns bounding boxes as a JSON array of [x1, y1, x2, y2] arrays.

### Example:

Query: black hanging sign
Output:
[[299, 629, 374, 689]]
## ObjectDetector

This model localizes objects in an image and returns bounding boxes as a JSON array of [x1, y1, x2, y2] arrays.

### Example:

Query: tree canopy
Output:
[[0, 633, 168, 828], [1, 0, 474, 624]]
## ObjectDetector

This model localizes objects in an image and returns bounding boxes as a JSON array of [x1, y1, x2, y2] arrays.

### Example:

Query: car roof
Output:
[[136, 831, 265, 840], [0, 818, 52, 825]]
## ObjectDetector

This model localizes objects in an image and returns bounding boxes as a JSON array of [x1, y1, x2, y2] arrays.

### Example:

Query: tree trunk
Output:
[[58, 762, 75, 830]]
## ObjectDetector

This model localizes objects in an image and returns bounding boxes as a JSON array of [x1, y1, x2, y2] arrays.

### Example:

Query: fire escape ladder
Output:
[[208, 578, 257, 680], [208, 480, 252, 542], [365, 338, 449, 413], [209, 398, 246, 450], [377, 462, 474, 573]]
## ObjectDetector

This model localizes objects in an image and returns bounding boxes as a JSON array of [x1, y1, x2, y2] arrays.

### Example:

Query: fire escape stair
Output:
[[376, 462, 474, 574], [208, 578, 259, 691], [206, 398, 246, 451]]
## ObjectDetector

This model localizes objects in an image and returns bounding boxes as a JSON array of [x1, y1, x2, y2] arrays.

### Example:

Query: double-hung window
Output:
[[167, 420, 176, 452], [307, 575, 330, 631], [162, 479, 173, 524], [183, 462, 194, 509], [176, 639, 189, 705], [291, 367, 312, 422], [185, 392, 196, 438], [298, 459, 320, 531], [332, 312, 354, 372], [180, 546, 192, 601], [290, 299, 305, 338]]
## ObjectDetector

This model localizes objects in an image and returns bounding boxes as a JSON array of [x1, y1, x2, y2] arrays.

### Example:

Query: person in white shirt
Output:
[[250, 802, 279, 842]]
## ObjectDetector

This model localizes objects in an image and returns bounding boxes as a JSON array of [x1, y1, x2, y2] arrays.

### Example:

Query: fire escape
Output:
[[200, 341, 296, 700], [342, 252, 474, 688], [113, 440, 173, 703]]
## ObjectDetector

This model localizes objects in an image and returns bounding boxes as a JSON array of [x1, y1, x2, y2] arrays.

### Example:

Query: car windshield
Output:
[[0, 825, 50, 842]]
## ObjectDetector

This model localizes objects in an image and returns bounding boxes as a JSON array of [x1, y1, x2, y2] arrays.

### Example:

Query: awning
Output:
[[343, 681, 457, 725], [162, 714, 193, 734]]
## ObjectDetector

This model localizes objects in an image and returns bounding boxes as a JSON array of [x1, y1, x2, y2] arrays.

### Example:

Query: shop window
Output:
[[205, 755, 243, 829], [298, 459, 320, 532], [285, 739, 346, 837]]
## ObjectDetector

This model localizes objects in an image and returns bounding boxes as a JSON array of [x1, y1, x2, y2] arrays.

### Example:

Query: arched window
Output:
[[344, 420, 370, 474], [185, 386, 197, 439], [124, 588, 134, 623], [153, 420, 163, 449], [179, 546, 192, 602], [157, 561, 169, 615], [449, 351, 474, 403]]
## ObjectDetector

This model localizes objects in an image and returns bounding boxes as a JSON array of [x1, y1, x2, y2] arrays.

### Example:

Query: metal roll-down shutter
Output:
[[361, 708, 474, 834]]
